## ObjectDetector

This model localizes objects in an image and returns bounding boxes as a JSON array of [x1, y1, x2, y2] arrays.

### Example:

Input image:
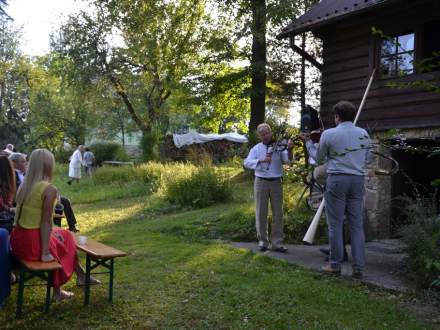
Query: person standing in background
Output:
[[67, 145, 85, 185], [83, 148, 95, 177]]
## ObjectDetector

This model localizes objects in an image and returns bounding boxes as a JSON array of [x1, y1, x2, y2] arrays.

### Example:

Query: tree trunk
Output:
[[300, 33, 306, 109], [248, 0, 267, 134]]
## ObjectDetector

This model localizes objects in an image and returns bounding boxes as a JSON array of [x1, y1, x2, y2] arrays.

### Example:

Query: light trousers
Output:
[[254, 177, 284, 248]]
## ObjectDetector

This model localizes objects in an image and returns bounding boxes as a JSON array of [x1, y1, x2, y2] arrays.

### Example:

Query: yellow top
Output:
[[14, 181, 56, 229]]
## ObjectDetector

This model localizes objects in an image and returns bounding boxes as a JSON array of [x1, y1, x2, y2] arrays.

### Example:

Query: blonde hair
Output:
[[16, 149, 55, 204]]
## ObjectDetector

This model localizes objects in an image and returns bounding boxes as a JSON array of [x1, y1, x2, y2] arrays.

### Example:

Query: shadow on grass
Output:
[[0, 197, 428, 329]]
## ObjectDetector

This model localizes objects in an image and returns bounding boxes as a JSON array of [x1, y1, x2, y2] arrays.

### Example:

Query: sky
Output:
[[8, 0, 88, 56]]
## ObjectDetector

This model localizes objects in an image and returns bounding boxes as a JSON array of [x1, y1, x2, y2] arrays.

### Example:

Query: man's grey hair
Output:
[[9, 152, 26, 163], [257, 123, 271, 133]]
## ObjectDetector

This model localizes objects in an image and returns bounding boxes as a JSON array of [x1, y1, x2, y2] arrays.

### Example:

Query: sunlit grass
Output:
[[0, 166, 428, 329]]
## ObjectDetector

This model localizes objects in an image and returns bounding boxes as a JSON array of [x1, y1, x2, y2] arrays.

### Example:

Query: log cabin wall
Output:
[[316, 0, 440, 132]]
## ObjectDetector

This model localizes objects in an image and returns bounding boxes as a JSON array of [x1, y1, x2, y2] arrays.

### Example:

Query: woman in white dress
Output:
[[67, 145, 85, 185]]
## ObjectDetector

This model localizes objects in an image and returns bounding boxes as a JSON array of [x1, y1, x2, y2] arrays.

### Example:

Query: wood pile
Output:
[[160, 135, 248, 163]]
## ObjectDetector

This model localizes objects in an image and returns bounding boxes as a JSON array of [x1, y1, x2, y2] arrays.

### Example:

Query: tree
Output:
[[248, 0, 267, 134], [0, 0, 8, 18], [53, 1, 208, 135], [0, 20, 31, 149]]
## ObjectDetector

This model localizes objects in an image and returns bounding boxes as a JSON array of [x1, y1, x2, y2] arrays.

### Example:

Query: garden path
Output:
[[232, 239, 410, 292]]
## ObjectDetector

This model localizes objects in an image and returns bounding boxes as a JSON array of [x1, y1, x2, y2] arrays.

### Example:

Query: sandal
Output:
[[76, 275, 101, 287]]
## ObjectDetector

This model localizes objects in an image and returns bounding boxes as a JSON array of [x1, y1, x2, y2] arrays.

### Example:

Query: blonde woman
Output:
[[10, 149, 99, 300]]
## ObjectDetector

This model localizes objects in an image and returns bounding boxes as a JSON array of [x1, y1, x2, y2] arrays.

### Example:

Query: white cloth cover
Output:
[[172, 132, 247, 148], [68, 149, 83, 178]]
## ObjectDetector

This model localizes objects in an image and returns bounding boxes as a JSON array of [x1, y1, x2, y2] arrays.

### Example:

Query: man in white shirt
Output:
[[244, 123, 294, 253], [68, 145, 85, 185]]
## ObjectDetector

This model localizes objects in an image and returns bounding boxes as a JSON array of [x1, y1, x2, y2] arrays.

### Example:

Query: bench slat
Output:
[[20, 259, 62, 271], [75, 236, 127, 259]]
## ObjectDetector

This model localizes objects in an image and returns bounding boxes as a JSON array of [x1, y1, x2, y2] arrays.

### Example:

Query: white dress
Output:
[[68, 150, 83, 179]]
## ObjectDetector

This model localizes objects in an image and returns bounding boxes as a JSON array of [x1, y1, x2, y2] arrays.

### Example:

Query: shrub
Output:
[[164, 166, 232, 208], [89, 142, 129, 165], [53, 148, 73, 164], [399, 197, 440, 291]]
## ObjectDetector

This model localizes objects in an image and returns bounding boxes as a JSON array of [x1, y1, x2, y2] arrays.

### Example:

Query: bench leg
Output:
[[84, 254, 91, 305], [44, 271, 53, 313], [16, 266, 25, 319], [108, 258, 114, 303]]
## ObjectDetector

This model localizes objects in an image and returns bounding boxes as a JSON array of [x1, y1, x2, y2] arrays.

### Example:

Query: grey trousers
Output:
[[325, 174, 365, 272], [254, 177, 284, 248]]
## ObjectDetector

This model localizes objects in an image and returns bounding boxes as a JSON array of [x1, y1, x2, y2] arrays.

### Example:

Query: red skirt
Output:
[[11, 227, 78, 288]]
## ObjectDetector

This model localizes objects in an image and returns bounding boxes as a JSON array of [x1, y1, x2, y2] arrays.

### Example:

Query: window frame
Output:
[[379, 32, 416, 78]]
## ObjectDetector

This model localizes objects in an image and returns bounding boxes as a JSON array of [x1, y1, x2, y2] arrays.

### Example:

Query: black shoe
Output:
[[319, 248, 330, 256], [257, 245, 268, 252], [272, 246, 288, 253], [67, 180, 72, 185], [69, 227, 79, 233], [352, 271, 363, 280]]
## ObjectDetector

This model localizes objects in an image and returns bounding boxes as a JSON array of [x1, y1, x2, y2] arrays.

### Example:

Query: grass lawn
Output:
[[0, 167, 431, 329]]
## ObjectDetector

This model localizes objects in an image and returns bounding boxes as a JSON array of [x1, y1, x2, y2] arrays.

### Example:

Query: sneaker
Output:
[[320, 264, 341, 275], [257, 245, 268, 252], [352, 271, 363, 280]]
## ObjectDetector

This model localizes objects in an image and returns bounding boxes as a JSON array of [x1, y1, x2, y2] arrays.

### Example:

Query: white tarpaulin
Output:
[[173, 132, 248, 148]]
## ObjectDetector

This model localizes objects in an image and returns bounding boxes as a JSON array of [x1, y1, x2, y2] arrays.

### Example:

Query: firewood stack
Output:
[[160, 135, 248, 163]]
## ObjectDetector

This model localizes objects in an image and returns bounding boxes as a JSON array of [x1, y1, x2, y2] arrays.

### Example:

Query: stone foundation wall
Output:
[[363, 128, 440, 240]]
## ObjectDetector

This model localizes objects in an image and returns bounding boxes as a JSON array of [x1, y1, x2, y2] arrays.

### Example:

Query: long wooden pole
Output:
[[303, 69, 376, 245]]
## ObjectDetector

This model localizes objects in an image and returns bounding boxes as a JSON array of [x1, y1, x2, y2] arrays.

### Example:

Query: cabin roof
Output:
[[278, 0, 395, 38]]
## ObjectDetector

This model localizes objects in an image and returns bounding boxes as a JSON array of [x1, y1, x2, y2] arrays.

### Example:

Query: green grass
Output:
[[0, 166, 431, 329]]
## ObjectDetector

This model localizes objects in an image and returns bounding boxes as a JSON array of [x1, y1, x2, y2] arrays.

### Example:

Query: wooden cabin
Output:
[[279, 0, 440, 238]]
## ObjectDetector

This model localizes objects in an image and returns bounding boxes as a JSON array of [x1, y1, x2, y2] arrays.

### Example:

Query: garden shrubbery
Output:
[[399, 196, 440, 292], [91, 162, 232, 208], [89, 142, 129, 165], [164, 166, 232, 208]]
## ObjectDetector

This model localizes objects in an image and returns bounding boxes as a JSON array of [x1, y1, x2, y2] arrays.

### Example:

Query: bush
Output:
[[399, 197, 440, 291], [53, 148, 73, 164], [165, 166, 232, 208], [89, 142, 129, 165]]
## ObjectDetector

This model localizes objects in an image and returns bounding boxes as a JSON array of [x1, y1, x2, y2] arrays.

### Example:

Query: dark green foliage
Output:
[[399, 197, 440, 291], [53, 148, 73, 164], [165, 167, 232, 208], [89, 142, 129, 165]]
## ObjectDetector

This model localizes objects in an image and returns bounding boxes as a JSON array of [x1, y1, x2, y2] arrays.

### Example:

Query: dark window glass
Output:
[[380, 33, 414, 78]]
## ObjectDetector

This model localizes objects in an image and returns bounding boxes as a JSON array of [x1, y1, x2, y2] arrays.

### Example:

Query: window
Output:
[[380, 33, 415, 78]]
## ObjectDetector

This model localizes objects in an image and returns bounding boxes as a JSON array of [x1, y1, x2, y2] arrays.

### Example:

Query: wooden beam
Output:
[[289, 36, 323, 71]]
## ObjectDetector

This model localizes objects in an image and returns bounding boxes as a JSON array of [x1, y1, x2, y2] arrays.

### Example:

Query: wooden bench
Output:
[[15, 259, 62, 319], [74, 235, 127, 305], [102, 161, 134, 167]]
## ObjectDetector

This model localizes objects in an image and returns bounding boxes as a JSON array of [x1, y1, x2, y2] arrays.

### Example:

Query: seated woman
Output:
[[10, 149, 99, 301]]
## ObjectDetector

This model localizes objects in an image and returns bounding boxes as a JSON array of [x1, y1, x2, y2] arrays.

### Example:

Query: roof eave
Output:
[[277, 0, 399, 39]]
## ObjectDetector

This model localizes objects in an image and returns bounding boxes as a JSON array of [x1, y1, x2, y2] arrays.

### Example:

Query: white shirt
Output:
[[244, 142, 290, 178], [305, 140, 318, 166]]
